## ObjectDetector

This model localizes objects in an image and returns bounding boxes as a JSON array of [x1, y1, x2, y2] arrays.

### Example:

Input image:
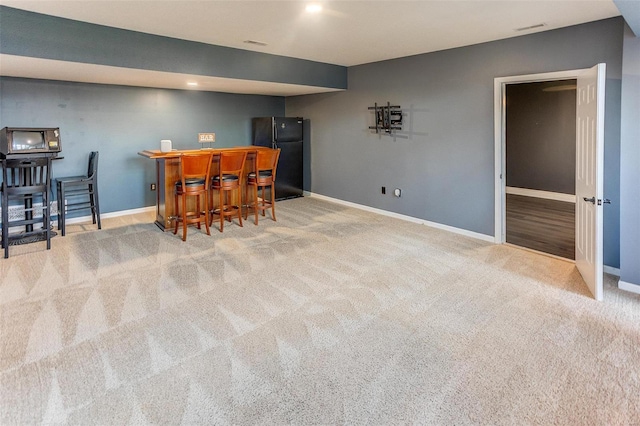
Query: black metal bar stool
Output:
[[56, 151, 101, 236]]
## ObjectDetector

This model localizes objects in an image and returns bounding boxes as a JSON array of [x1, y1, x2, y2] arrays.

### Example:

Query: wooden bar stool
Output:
[[245, 148, 280, 225], [210, 150, 247, 232], [173, 152, 213, 241]]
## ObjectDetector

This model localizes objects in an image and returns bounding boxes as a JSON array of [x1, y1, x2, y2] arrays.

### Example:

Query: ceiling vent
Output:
[[243, 40, 268, 46], [515, 23, 546, 32]]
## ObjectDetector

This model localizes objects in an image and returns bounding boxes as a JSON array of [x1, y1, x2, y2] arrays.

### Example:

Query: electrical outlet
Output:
[[150, 183, 156, 191], [381, 186, 386, 194], [394, 188, 401, 197]]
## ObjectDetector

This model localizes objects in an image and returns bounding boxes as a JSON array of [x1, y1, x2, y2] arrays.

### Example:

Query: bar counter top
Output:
[[138, 146, 268, 159]]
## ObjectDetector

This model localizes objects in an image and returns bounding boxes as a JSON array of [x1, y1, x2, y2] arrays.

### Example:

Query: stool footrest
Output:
[[62, 189, 95, 196], [1, 229, 52, 247], [64, 202, 97, 210]]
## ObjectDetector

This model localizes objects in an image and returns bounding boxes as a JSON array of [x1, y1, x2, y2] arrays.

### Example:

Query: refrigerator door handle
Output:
[[273, 118, 277, 143]]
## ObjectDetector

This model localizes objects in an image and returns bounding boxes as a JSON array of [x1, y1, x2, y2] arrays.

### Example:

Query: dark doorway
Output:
[[505, 79, 577, 259]]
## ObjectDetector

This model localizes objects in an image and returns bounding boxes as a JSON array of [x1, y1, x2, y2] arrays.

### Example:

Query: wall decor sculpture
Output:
[[368, 102, 402, 135]]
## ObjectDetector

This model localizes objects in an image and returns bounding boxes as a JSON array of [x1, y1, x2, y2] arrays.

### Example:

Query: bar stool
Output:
[[210, 150, 247, 232], [1, 157, 52, 258], [245, 148, 280, 225], [56, 151, 101, 236], [173, 152, 213, 241]]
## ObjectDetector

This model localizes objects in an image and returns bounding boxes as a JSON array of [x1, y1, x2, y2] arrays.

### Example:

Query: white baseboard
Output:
[[306, 192, 495, 243], [103, 206, 155, 219], [506, 186, 576, 203], [618, 280, 640, 295], [63, 206, 155, 226], [603, 265, 621, 276]]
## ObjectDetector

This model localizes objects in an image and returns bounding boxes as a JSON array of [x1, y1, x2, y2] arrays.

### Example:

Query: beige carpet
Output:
[[1, 197, 639, 424]]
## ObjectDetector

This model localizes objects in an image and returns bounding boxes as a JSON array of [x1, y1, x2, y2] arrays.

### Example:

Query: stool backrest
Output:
[[180, 152, 214, 183], [2, 157, 52, 191], [256, 148, 281, 180], [87, 151, 99, 179], [219, 151, 247, 178]]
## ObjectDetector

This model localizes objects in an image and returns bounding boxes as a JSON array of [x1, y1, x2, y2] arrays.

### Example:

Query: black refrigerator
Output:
[[252, 117, 303, 200]]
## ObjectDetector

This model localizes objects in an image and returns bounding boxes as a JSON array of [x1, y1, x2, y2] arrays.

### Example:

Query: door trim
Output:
[[493, 68, 586, 243]]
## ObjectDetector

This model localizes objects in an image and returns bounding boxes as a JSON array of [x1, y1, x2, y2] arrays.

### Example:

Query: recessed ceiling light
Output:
[[187, 82, 198, 86], [306, 4, 322, 13]]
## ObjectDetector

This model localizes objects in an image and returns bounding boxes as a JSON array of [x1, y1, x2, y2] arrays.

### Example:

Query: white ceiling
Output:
[[0, 0, 623, 96]]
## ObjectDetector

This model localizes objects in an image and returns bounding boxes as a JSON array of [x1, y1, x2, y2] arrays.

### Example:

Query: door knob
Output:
[[583, 197, 596, 204]]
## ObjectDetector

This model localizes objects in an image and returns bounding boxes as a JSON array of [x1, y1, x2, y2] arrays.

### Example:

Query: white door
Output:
[[575, 63, 606, 301]]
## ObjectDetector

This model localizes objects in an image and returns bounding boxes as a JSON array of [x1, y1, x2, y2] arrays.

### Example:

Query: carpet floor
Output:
[[1, 197, 639, 424]]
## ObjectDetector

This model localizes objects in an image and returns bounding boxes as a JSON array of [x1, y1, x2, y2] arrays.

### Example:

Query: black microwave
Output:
[[0, 127, 61, 157]]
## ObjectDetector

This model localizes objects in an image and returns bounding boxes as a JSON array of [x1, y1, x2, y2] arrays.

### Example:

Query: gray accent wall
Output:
[[0, 77, 284, 214], [620, 26, 640, 287], [0, 6, 347, 90], [286, 17, 624, 268]]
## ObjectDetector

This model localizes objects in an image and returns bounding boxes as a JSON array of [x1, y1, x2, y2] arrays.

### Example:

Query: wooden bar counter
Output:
[[138, 146, 270, 231]]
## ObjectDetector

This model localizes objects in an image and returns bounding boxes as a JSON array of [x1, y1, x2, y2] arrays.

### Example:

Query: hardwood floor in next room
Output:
[[506, 193, 575, 260]]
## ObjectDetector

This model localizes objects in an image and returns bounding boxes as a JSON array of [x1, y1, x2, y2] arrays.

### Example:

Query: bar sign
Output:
[[198, 133, 216, 143]]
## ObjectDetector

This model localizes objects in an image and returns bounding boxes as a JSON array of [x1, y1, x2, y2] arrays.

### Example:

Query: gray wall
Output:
[[619, 26, 640, 287], [0, 77, 284, 213], [287, 18, 624, 268], [506, 81, 576, 194]]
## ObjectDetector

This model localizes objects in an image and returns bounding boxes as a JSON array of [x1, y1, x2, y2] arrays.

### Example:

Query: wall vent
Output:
[[516, 23, 546, 32], [243, 40, 268, 46]]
